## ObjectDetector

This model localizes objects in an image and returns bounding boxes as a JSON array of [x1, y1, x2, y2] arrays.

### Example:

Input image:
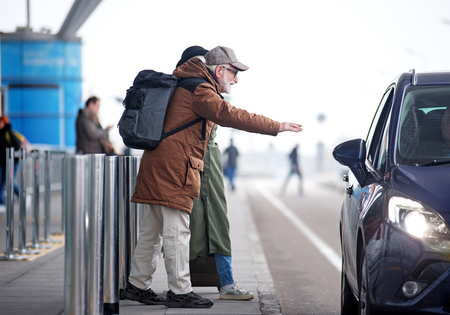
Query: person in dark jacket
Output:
[[122, 46, 302, 309], [0, 116, 21, 211], [281, 144, 304, 195], [75, 96, 114, 154], [223, 138, 239, 191]]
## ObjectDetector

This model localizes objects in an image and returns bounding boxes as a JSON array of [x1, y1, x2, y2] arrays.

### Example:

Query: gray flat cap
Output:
[[205, 46, 249, 71]]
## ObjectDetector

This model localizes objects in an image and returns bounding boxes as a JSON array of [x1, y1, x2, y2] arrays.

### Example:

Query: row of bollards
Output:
[[0, 149, 141, 314], [1, 148, 28, 260], [64, 154, 141, 315], [1, 148, 65, 261]]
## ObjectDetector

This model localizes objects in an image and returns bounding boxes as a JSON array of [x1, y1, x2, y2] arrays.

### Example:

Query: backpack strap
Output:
[[177, 77, 209, 93], [201, 119, 207, 140], [163, 117, 204, 139], [161, 77, 210, 141]]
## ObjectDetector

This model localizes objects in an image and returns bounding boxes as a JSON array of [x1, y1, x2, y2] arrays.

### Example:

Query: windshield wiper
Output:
[[418, 159, 450, 166]]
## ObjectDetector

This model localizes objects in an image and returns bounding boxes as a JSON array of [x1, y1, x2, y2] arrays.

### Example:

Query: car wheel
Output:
[[358, 247, 372, 315], [341, 258, 358, 314]]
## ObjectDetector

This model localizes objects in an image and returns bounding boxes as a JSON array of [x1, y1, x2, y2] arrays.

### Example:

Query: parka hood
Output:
[[173, 58, 222, 94]]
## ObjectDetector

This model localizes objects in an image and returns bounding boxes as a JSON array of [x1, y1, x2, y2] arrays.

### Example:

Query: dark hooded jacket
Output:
[[0, 124, 21, 167], [131, 58, 280, 213]]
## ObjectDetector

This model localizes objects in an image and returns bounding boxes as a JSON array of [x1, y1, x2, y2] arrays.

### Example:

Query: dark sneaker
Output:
[[164, 290, 214, 308], [121, 281, 165, 305]]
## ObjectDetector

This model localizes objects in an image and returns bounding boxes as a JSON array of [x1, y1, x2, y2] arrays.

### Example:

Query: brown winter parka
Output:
[[131, 58, 280, 213]]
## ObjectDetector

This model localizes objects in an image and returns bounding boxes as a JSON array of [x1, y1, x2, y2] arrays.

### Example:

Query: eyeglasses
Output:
[[222, 66, 238, 78]]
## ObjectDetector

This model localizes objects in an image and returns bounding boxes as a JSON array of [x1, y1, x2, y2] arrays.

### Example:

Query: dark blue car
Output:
[[333, 69, 450, 314]]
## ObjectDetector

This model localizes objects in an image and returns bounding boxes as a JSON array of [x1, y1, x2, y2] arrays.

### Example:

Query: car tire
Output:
[[358, 247, 372, 315], [341, 257, 358, 315]]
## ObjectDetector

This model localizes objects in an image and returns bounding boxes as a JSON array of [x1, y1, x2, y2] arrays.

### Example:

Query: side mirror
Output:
[[332, 139, 369, 186]]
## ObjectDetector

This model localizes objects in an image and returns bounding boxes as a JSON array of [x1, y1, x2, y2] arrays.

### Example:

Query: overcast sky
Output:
[[2, 0, 450, 157]]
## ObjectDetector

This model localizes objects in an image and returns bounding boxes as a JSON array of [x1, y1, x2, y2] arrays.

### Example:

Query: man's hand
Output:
[[104, 141, 115, 154], [279, 122, 303, 133]]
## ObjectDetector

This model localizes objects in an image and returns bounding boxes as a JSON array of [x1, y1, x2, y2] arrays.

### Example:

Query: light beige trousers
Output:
[[128, 204, 192, 294]]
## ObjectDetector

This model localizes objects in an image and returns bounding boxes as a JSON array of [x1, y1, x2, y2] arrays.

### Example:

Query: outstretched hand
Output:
[[279, 122, 303, 133]]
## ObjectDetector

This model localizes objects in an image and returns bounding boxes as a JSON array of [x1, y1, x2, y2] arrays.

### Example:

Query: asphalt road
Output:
[[242, 177, 343, 315]]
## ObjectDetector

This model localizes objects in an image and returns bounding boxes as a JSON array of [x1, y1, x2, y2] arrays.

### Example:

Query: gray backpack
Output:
[[118, 70, 208, 150]]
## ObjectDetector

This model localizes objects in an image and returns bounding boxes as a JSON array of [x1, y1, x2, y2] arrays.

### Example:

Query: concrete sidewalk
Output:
[[0, 181, 281, 315]]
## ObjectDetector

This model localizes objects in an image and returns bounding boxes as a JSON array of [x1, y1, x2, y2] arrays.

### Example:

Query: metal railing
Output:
[[1, 149, 142, 315], [1, 148, 65, 260]]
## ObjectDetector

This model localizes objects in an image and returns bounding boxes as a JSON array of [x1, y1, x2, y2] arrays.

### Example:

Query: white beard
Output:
[[220, 74, 233, 94]]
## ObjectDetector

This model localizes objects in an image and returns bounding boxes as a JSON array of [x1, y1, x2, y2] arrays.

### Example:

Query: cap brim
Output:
[[231, 61, 249, 71]]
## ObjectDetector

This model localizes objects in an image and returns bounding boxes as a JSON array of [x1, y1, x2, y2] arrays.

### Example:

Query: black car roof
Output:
[[412, 70, 450, 85]]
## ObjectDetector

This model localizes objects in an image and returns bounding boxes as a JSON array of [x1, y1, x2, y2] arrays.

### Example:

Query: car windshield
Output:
[[397, 85, 450, 166]]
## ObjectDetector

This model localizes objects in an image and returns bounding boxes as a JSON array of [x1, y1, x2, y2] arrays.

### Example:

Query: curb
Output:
[[239, 184, 282, 315]]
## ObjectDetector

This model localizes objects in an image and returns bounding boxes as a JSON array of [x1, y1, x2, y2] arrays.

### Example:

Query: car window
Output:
[[366, 88, 394, 165], [375, 113, 391, 173], [396, 86, 450, 165]]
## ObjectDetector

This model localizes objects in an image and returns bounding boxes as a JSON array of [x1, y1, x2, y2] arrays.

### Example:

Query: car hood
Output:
[[391, 164, 450, 214]]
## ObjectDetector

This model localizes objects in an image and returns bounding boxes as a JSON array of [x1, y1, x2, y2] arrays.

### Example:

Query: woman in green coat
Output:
[[190, 126, 254, 300]]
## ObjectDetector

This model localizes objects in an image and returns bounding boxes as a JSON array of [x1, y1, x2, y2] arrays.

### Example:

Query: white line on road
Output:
[[255, 183, 341, 272]]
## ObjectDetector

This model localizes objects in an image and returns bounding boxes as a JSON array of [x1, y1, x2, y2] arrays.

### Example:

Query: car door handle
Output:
[[346, 185, 353, 195]]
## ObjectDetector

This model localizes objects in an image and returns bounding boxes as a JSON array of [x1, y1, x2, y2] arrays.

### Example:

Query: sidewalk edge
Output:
[[239, 183, 282, 315]]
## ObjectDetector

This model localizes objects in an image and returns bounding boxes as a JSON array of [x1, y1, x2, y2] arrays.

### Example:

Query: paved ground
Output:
[[0, 182, 281, 315]]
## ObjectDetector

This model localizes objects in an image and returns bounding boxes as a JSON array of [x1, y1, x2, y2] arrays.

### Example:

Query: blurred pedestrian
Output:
[[223, 138, 239, 191], [0, 116, 21, 212], [122, 45, 302, 309], [75, 96, 115, 154], [281, 144, 304, 195]]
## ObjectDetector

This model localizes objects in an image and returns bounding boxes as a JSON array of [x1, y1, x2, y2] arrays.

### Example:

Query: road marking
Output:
[[255, 183, 341, 272]]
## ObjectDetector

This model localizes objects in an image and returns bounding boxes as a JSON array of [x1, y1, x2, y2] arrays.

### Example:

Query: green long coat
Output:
[[190, 126, 232, 259]]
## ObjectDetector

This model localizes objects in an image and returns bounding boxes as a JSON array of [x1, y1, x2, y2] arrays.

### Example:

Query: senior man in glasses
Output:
[[121, 45, 303, 309]]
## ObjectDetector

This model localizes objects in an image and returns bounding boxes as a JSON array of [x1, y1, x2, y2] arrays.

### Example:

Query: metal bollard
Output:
[[126, 157, 138, 262], [5, 148, 15, 255], [31, 150, 40, 248], [18, 149, 27, 253], [86, 154, 105, 315], [44, 151, 52, 242], [123, 157, 141, 286], [131, 156, 143, 240], [117, 157, 123, 291], [103, 156, 119, 315], [118, 156, 128, 291], [17, 149, 39, 255], [0, 148, 28, 261], [61, 156, 66, 234], [64, 155, 88, 315], [30, 150, 51, 250], [118, 156, 142, 291]]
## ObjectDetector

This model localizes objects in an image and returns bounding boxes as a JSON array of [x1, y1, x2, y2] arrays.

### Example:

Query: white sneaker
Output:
[[0, 205, 5, 213], [219, 284, 254, 300]]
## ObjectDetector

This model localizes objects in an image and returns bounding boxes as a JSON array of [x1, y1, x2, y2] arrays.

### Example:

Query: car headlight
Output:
[[388, 196, 450, 249]]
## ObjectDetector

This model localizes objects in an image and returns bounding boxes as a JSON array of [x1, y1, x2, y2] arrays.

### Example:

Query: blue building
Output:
[[0, 0, 102, 150], [1, 31, 82, 149]]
